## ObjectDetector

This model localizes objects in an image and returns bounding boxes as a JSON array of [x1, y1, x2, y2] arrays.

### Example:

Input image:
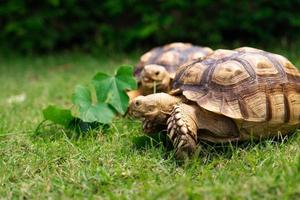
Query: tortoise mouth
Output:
[[142, 79, 164, 90], [128, 107, 144, 119], [129, 109, 158, 120], [142, 77, 163, 84]]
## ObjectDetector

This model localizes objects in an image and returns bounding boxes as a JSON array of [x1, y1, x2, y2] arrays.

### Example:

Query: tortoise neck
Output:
[[156, 93, 182, 114]]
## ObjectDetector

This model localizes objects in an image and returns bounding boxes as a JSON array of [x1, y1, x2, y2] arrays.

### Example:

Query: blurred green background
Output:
[[1, 0, 300, 53]]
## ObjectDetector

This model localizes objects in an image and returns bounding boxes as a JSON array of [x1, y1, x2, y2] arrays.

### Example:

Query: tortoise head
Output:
[[141, 64, 171, 93], [129, 93, 181, 123]]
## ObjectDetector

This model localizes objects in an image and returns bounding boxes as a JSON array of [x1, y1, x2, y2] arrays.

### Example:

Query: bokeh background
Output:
[[1, 0, 300, 54]]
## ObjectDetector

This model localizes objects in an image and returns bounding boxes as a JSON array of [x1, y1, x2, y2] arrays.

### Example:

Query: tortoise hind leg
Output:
[[167, 103, 239, 160]]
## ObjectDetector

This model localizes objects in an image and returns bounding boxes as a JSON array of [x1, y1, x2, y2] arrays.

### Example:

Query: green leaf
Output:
[[72, 85, 115, 124], [72, 85, 92, 110], [43, 105, 74, 127], [92, 65, 137, 115], [41, 66, 136, 131]]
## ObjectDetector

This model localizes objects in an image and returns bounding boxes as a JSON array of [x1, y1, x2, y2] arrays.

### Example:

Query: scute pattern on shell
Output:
[[134, 42, 213, 78], [173, 47, 300, 124]]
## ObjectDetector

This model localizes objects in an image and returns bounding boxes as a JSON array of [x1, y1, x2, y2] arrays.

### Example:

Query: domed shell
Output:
[[134, 42, 213, 79], [173, 47, 300, 124]]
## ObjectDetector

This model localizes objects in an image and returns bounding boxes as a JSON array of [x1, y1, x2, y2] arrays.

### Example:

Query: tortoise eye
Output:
[[155, 71, 160, 76], [135, 100, 141, 107]]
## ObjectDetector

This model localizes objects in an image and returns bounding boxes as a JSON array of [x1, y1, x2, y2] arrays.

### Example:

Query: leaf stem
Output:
[[153, 81, 157, 94]]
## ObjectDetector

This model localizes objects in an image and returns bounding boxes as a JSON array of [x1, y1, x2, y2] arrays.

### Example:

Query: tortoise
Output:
[[133, 42, 213, 96], [129, 47, 300, 160]]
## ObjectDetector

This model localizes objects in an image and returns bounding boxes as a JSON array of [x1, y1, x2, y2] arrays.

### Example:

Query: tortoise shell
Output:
[[134, 42, 213, 79], [173, 47, 300, 125]]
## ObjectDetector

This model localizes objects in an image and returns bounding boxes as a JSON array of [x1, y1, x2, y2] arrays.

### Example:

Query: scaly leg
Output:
[[167, 103, 239, 160], [167, 104, 199, 160]]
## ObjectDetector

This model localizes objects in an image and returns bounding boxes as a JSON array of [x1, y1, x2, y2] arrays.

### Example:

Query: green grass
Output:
[[0, 50, 300, 200]]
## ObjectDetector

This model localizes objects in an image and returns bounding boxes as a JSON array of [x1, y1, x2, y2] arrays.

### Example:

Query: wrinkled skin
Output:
[[140, 64, 171, 94], [129, 93, 181, 126]]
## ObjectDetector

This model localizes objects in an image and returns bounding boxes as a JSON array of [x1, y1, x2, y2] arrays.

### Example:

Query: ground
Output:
[[0, 50, 300, 199]]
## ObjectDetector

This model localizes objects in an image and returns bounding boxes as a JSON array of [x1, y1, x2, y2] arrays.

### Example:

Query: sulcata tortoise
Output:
[[133, 42, 213, 96], [129, 47, 300, 160]]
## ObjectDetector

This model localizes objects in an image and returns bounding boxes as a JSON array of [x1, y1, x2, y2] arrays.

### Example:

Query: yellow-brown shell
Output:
[[173, 47, 300, 125], [134, 42, 213, 78]]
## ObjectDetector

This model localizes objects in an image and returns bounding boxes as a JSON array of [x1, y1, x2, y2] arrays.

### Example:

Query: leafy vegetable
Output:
[[92, 65, 137, 115], [42, 105, 74, 127], [72, 85, 115, 124], [38, 65, 137, 133]]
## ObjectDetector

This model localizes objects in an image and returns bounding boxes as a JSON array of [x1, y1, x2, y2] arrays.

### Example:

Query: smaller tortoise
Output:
[[129, 47, 300, 160], [134, 42, 213, 95]]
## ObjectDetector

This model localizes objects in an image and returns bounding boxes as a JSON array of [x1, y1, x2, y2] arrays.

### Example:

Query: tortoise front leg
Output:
[[167, 103, 240, 160], [167, 103, 199, 160]]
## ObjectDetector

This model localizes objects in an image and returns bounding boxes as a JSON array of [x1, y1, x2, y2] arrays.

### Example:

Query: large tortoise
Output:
[[133, 42, 213, 95], [129, 47, 300, 160]]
